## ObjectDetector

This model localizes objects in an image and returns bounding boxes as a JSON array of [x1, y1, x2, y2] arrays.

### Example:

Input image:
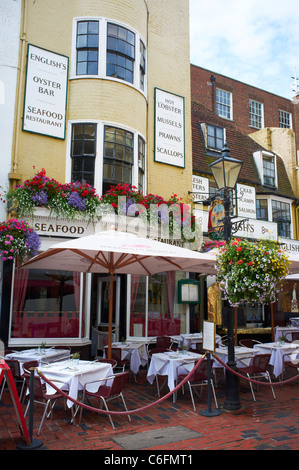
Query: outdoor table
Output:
[[147, 350, 202, 393], [105, 342, 148, 374], [179, 333, 222, 350], [39, 359, 113, 408], [5, 348, 70, 373], [213, 346, 259, 369], [274, 326, 299, 341], [253, 342, 299, 377]]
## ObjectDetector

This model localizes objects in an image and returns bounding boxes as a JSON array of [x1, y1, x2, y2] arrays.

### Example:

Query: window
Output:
[[256, 199, 268, 220], [140, 40, 146, 91], [207, 124, 224, 151], [76, 21, 99, 75], [71, 123, 96, 185], [279, 110, 292, 128], [73, 18, 146, 92], [216, 88, 232, 119], [103, 126, 134, 194], [263, 155, 276, 187], [11, 268, 83, 339], [138, 136, 145, 192], [272, 200, 291, 238], [106, 23, 135, 84], [249, 100, 263, 129]]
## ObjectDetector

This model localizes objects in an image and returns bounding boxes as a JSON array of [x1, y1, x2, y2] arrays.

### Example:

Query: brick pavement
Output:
[[1, 367, 299, 451]]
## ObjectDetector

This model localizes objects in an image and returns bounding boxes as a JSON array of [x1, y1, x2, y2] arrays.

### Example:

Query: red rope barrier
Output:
[[212, 353, 299, 386], [37, 354, 207, 417]]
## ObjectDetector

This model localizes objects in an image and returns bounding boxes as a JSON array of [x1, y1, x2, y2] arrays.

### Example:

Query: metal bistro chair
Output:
[[238, 354, 276, 402], [239, 339, 262, 348], [79, 371, 131, 429], [156, 336, 172, 349], [96, 358, 117, 369], [177, 359, 218, 411], [23, 367, 66, 436], [0, 359, 25, 401]]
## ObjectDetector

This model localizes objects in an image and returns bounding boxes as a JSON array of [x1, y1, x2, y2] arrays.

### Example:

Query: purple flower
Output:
[[67, 192, 86, 211], [32, 190, 48, 206]]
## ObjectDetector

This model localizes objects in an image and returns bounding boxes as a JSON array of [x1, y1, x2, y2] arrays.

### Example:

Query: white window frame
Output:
[[255, 195, 293, 239], [249, 99, 264, 129], [70, 17, 147, 97], [279, 110, 292, 129], [216, 88, 232, 120], [65, 120, 147, 196], [253, 150, 277, 189]]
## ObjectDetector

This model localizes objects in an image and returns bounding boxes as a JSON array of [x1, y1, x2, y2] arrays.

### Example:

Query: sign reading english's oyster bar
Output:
[[23, 44, 68, 139], [154, 88, 185, 168]]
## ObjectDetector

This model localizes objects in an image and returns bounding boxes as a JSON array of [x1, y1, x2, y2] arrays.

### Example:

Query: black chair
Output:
[[0, 359, 25, 401]]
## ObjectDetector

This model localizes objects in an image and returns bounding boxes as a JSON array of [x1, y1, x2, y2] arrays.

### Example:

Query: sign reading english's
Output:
[[154, 88, 185, 168], [23, 45, 68, 139]]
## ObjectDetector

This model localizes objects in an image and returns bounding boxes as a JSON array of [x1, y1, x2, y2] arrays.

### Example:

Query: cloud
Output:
[[190, 0, 299, 98]]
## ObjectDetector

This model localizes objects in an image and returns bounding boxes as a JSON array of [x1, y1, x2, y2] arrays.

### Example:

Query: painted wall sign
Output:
[[236, 183, 256, 219], [154, 88, 185, 168], [192, 175, 210, 203], [23, 44, 69, 139]]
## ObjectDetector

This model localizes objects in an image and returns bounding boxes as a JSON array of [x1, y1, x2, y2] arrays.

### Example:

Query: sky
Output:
[[189, 0, 299, 99]]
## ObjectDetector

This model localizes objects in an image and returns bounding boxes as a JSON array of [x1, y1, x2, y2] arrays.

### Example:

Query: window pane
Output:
[[11, 269, 82, 339]]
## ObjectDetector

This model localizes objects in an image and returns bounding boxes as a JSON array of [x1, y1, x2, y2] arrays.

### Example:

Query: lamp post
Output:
[[209, 143, 243, 411]]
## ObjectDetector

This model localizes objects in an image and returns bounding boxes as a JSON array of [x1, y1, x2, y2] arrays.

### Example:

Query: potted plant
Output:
[[72, 352, 80, 364], [0, 218, 40, 263]]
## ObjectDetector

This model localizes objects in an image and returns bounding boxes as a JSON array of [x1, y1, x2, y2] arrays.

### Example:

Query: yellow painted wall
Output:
[[11, 0, 191, 205]]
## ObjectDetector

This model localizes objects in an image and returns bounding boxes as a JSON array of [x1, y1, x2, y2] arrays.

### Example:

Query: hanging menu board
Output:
[[23, 44, 69, 139]]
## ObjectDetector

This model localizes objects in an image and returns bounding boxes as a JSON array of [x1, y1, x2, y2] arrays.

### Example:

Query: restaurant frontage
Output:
[[1, 208, 206, 357]]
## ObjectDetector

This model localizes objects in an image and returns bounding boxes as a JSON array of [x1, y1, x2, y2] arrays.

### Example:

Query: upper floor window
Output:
[[138, 136, 145, 192], [272, 200, 291, 238], [207, 124, 224, 151], [279, 110, 292, 129], [263, 155, 276, 187], [71, 123, 97, 185], [216, 88, 232, 120], [249, 99, 263, 129], [256, 198, 268, 221], [73, 18, 146, 93], [103, 126, 134, 194], [106, 23, 135, 83], [76, 21, 99, 75]]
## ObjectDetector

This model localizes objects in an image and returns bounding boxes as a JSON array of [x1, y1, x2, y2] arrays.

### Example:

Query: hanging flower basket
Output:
[[0, 219, 40, 263], [215, 238, 291, 306]]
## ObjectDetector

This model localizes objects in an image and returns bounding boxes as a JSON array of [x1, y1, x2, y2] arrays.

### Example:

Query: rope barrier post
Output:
[[200, 352, 221, 417], [17, 367, 43, 450]]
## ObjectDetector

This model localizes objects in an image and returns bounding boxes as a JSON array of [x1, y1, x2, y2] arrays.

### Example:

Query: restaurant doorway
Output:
[[96, 275, 120, 342]]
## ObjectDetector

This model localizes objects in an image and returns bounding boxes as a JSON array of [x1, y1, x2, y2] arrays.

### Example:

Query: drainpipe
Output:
[[9, 0, 28, 189], [210, 75, 216, 113]]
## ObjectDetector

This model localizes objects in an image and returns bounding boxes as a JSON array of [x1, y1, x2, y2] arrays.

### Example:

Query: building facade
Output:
[[190, 64, 299, 335], [1, 0, 196, 353]]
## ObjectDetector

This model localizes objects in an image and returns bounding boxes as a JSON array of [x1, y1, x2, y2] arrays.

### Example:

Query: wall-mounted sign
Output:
[[208, 199, 225, 240], [232, 218, 277, 240], [23, 44, 69, 139], [154, 88, 185, 168], [178, 279, 201, 304], [192, 175, 210, 203], [236, 183, 256, 219]]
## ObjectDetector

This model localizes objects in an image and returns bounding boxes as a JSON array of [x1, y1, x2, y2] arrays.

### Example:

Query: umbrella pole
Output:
[[107, 268, 114, 360]]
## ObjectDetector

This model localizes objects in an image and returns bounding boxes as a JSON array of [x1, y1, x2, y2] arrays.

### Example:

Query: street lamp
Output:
[[209, 143, 243, 411]]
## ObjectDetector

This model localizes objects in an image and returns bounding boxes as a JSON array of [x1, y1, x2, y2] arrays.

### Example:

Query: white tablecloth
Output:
[[274, 327, 299, 341], [5, 348, 70, 373], [213, 346, 259, 369], [105, 342, 148, 374], [39, 360, 113, 407], [147, 351, 202, 391], [180, 333, 222, 350], [254, 342, 299, 377]]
